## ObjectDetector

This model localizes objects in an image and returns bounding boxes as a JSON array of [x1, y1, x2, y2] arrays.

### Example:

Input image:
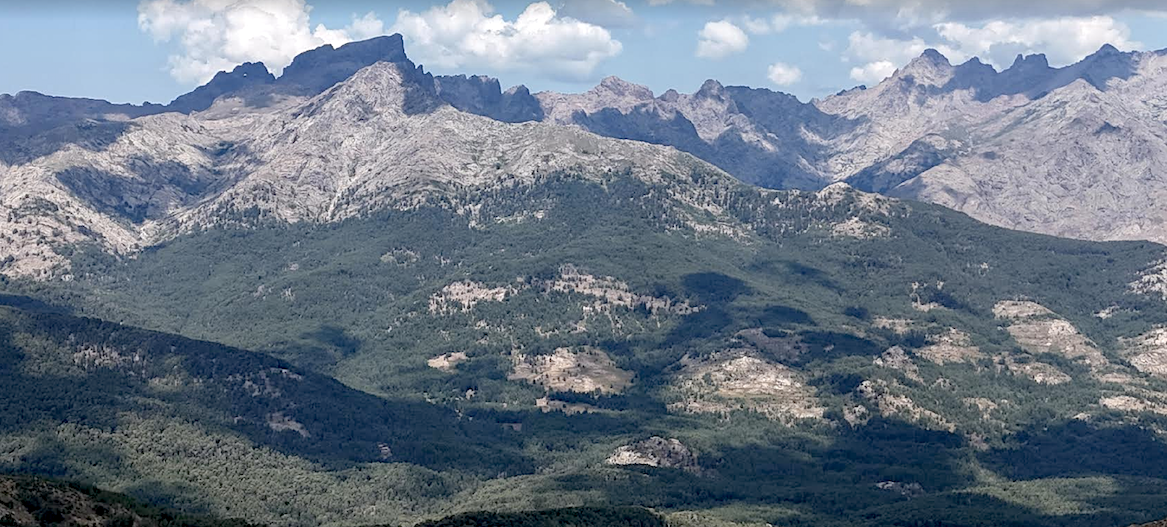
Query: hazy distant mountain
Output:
[[468, 44, 1167, 244], [815, 45, 1167, 243]]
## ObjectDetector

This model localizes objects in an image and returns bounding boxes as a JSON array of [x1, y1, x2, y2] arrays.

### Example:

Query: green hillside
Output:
[[5, 170, 1167, 526]]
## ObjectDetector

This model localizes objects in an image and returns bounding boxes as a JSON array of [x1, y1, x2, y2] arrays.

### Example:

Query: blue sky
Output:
[[2, 0, 1166, 105]]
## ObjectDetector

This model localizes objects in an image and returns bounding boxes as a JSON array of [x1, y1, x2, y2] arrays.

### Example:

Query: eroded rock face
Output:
[[429, 281, 517, 314], [606, 437, 698, 472], [547, 264, 699, 316], [1000, 302, 1106, 363], [669, 349, 825, 422], [427, 352, 468, 372], [874, 346, 922, 383], [857, 379, 955, 432], [509, 347, 634, 394], [1122, 327, 1167, 378], [914, 329, 984, 365], [1001, 355, 1072, 385], [1133, 260, 1167, 300], [1101, 395, 1167, 415], [993, 300, 1117, 383]]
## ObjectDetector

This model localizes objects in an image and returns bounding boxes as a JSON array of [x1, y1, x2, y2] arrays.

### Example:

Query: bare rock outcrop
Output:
[[606, 437, 698, 472], [509, 347, 634, 394], [669, 349, 825, 422]]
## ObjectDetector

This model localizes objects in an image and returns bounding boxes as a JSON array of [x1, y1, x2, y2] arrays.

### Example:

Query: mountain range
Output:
[[6, 33, 1167, 527], [6, 35, 1167, 266]]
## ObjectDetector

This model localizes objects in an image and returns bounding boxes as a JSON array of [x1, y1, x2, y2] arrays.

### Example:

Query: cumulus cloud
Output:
[[766, 62, 803, 85], [390, 0, 622, 81], [846, 31, 964, 69], [934, 16, 1139, 66], [138, 0, 383, 84], [843, 16, 1140, 85], [559, 0, 637, 28], [849, 61, 896, 84], [695, 20, 748, 59]]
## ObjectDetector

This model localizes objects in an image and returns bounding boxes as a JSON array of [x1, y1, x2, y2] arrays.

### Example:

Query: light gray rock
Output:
[[0, 59, 732, 277], [606, 437, 698, 472]]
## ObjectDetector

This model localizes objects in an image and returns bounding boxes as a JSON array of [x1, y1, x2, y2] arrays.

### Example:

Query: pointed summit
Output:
[[895, 49, 955, 87], [306, 61, 440, 118], [695, 79, 725, 99], [1094, 43, 1121, 56], [919, 49, 951, 65]]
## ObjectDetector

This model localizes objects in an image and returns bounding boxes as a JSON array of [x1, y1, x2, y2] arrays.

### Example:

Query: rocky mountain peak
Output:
[[695, 79, 726, 99], [167, 62, 275, 113], [435, 74, 502, 103], [596, 76, 654, 100], [1010, 53, 1051, 71], [1071, 43, 1138, 90], [276, 34, 410, 96], [919, 48, 951, 65], [896, 49, 956, 86], [434, 74, 542, 123], [304, 61, 441, 118], [1094, 43, 1122, 56], [225, 61, 273, 80]]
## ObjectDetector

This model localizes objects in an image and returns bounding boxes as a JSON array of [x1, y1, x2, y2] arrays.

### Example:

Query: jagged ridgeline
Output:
[[8, 33, 1167, 527]]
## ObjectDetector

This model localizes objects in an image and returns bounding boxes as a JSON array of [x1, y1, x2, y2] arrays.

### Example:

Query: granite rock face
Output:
[[435, 74, 544, 123], [823, 46, 1167, 243], [0, 53, 722, 277], [526, 45, 1167, 244]]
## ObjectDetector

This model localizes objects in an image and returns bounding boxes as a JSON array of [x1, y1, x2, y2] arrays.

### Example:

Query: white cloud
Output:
[[391, 0, 622, 81], [849, 61, 896, 84], [841, 16, 1139, 86], [935, 16, 1138, 67], [742, 14, 826, 34], [766, 62, 803, 85], [138, 0, 383, 84], [346, 11, 387, 40], [845, 31, 964, 68], [696, 20, 748, 59], [742, 15, 773, 34], [761, 0, 1165, 28], [559, 0, 637, 28]]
